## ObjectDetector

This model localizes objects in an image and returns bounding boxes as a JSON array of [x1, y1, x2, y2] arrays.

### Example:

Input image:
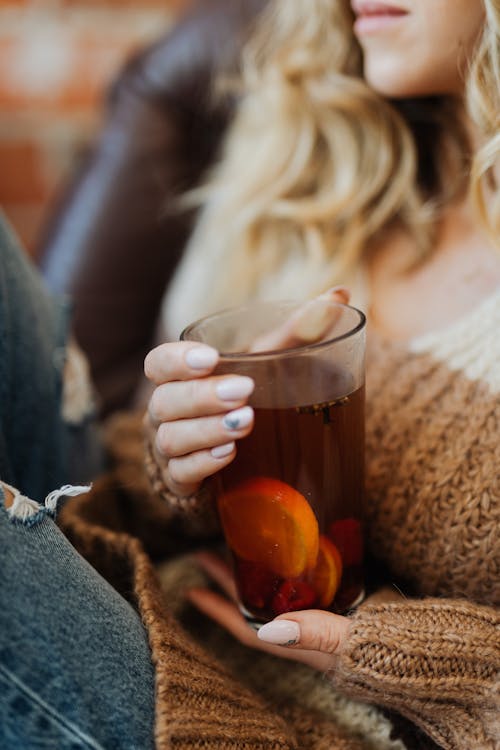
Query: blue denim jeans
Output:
[[0, 215, 155, 749]]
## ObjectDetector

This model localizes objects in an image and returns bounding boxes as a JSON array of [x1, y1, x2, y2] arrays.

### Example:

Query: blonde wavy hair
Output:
[[165, 0, 499, 333]]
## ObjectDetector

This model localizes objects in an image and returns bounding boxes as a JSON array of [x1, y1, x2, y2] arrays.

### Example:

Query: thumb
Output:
[[248, 286, 351, 353], [257, 610, 351, 655]]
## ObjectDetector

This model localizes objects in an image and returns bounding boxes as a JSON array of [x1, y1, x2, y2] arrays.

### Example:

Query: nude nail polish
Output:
[[257, 620, 300, 646], [216, 377, 254, 402], [211, 442, 235, 459], [185, 347, 218, 369]]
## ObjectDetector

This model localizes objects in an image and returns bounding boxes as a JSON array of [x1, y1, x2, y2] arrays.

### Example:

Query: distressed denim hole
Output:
[[1, 483, 90, 526], [1, 482, 44, 526]]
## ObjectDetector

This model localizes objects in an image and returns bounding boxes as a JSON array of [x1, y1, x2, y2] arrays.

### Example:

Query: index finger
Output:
[[144, 342, 219, 385]]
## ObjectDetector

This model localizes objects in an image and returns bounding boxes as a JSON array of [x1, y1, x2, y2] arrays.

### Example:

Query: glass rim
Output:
[[180, 300, 366, 360]]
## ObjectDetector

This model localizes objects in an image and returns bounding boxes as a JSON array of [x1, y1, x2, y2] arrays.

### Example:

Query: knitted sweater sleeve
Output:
[[99, 410, 221, 539], [143, 421, 221, 538], [334, 597, 500, 750]]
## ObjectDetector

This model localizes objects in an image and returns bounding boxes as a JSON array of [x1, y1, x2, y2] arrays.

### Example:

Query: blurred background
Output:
[[0, 0, 188, 255]]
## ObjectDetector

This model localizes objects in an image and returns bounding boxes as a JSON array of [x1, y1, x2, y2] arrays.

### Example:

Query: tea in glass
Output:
[[181, 300, 366, 624]]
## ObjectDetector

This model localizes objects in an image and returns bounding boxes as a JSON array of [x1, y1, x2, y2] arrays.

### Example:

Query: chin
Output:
[[365, 64, 421, 98], [364, 61, 460, 99], [366, 78, 431, 99]]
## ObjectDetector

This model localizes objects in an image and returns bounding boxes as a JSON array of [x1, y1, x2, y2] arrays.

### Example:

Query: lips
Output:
[[351, 1, 408, 18], [351, 1, 408, 35]]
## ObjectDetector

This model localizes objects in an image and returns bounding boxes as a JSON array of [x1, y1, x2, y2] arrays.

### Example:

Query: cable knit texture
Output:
[[59, 291, 500, 750], [335, 600, 499, 750]]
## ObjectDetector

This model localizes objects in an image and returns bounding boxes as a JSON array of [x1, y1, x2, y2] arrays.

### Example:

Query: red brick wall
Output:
[[0, 0, 186, 254]]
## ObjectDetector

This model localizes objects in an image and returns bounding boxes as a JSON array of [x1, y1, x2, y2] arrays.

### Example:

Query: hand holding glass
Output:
[[181, 297, 366, 625]]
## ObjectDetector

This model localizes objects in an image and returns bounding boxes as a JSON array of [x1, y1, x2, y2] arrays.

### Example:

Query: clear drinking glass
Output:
[[181, 299, 366, 625]]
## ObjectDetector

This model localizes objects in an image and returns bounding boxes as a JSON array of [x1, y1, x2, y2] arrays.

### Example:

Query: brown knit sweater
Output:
[[60, 291, 500, 750]]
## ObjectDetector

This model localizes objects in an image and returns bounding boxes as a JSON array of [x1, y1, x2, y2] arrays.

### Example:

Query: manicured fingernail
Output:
[[216, 377, 254, 402], [185, 347, 219, 370], [257, 620, 300, 646], [321, 285, 350, 303], [211, 442, 235, 459], [222, 406, 253, 431]]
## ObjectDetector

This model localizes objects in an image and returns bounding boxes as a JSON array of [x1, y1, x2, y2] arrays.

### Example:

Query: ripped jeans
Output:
[[0, 215, 155, 749]]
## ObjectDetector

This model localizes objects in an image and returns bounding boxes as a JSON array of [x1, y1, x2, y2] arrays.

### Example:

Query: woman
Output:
[[141, 0, 499, 748], [1, 1, 498, 748]]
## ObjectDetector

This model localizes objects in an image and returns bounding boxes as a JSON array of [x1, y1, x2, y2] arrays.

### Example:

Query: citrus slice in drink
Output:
[[310, 535, 343, 608], [217, 477, 319, 579]]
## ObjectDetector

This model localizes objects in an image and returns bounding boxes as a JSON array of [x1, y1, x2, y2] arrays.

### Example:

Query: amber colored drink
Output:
[[181, 299, 366, 624], [217, 382, 365, 623]]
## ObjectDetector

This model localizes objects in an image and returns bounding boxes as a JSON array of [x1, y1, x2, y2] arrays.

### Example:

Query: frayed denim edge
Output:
[[1, 482, 91, 526]]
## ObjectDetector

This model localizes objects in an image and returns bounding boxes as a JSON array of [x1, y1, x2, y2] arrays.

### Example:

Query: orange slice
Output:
[[217, 477, 319, 579], [310, 535, 343, 608]]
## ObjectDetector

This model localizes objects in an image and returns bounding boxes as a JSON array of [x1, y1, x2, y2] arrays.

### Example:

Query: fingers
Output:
[[192, 551, 238, 601], [322, 285, 350, 305], [189, 552, 348, 672], [144, 342, 219, 385], [291, 286, 350, 343], [144, 341, 256, 497], [155, 406, 254, 458], [249, 286, 351, 353], [148, 375, 255, 423], [258, 610, 351, 655], [151, 399, 254, 494], [186, 586, 336, 672], [187, 587, 265, 648], [162, 443, 237, 496]]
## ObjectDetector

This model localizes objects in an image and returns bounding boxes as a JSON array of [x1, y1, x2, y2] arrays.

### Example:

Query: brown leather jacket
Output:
[[39, 0, 267, 416]]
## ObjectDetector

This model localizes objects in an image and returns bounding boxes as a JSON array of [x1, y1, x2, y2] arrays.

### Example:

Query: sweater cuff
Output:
[[143, 427, 220, 537], [334, 599, 500, 749]]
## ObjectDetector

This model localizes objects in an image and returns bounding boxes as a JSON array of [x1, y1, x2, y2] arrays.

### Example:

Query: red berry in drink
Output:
[[271, 579, 317, 615], [235, 559, 279, 611]]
